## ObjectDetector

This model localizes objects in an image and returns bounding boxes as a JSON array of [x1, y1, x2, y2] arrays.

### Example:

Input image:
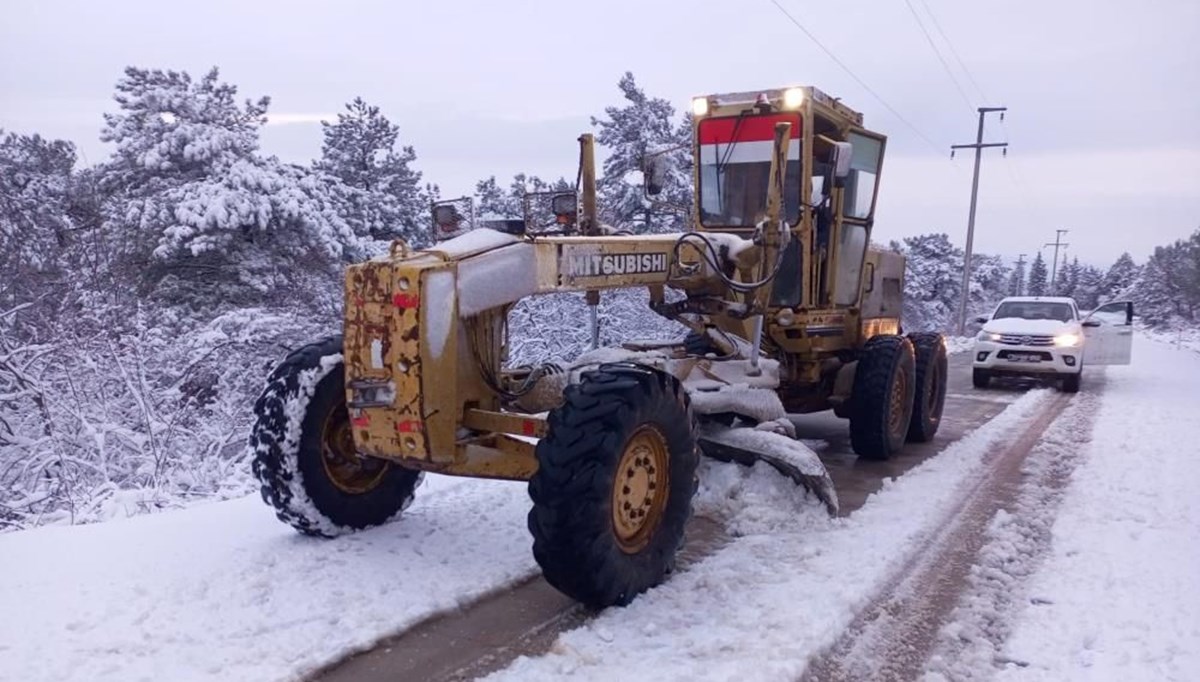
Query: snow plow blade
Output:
[[697, 425, 839, 516]]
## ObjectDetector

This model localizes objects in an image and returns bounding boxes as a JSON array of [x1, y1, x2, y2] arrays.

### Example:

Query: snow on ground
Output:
[[990, 336, 1200, 681], [0, 475, 538, 682], [484, 389, 1053, 682], [922, 379, 1105, 681], [946, 335, 976, 354], [1138, 322, 1200, 355]]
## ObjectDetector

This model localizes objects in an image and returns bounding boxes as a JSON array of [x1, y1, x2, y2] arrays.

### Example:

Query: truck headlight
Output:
[[1054, 333, 1081, 347], [977, 331, 1001, 342]]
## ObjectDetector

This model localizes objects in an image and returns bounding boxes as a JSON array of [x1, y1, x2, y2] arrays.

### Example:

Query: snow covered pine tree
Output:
[[97, 66, 357, 311], [316, 97, 432, 251], [591, 72, 692, 233]]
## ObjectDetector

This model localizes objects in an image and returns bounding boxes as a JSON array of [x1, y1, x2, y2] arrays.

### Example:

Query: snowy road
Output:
[[4, 338, 1196, 682], [315, 353, 1024, 681]]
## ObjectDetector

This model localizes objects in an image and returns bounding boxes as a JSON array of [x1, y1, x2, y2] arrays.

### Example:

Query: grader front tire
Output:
[[527, 363, 698, 608], [249, 335, 423, 537]]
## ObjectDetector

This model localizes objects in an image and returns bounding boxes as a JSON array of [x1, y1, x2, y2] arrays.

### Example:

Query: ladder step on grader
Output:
[[249, 85, 948, 608]]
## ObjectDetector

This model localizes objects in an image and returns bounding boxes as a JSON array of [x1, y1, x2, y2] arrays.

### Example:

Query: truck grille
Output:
[[998, 334, 1054, 347]]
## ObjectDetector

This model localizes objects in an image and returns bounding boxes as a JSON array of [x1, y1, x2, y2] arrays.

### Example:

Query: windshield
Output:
[[992, 301, 1075, 322], [697, 113, 802, 228]]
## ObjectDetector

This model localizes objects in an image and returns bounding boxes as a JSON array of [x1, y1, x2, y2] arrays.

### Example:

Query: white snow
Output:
[[484, 388, 1053, 682], [689, 384, 787, 423], [990, 336, 1200, 680], [429, 227, 521, 259], [456, 242, 538, 317], [0, 476, 537, 682], [946, 335, 976, 354]]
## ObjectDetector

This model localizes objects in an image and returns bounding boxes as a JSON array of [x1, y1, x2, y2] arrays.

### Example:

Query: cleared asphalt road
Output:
[[314, 352, 1025, 682]]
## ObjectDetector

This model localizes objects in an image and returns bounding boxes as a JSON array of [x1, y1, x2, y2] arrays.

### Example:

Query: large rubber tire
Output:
[[907, 332, 948, 443], [249, 335, 423, 538], [1061, 372, 1081, 393], [849, 335, 917, 460], [972, 368, 991, 389], [528, 363, 698, 608]]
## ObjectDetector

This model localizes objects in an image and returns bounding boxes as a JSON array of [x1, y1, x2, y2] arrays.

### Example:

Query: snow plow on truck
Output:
[[249, 86, 948, 608]]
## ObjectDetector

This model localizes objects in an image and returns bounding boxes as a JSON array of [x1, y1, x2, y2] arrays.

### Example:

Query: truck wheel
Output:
[[850, 335, 916, 460], [1061, 372, 1081, 393], [972, 368, 991, 389], [250, 335, 423, 538], [528, 363, 698, 608], [907, 333, 948, 443]]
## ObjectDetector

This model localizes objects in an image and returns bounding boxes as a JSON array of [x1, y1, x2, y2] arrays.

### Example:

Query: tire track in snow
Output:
[[922, 378, 1103, 680], [803, 389, 1077, 682]]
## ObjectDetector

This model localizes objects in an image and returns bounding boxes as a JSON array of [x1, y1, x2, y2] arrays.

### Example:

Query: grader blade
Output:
[[697, 424, 839, 516]]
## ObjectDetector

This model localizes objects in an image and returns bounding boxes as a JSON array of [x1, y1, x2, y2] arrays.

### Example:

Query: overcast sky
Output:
[[3, 0, 1197, 265]]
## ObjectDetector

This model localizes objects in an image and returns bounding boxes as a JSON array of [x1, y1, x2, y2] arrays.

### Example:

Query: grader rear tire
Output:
[[249, 335, 423, 538], [850, 335, 917, 460], [528, 363, 698, 608], [906, 332, 948, 443]]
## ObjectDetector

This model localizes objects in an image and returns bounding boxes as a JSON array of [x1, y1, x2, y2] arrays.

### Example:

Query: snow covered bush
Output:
[[0, 303, 336, 530], [507, 290, 686, 367]]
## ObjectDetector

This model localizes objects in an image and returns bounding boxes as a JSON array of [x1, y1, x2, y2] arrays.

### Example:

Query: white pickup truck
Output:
[[971, 296, 1134, 392]]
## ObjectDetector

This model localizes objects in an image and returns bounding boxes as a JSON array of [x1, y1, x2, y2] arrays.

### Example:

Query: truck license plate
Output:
[[1010, 353, 1041, 362]]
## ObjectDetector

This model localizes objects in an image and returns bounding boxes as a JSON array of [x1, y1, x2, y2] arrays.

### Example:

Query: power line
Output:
[[915, 0, 990, 103], [901, 0, 975, 113], [767, 0, 947, 157]]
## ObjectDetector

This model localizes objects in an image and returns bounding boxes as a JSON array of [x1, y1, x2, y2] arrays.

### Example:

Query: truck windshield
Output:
[[697, 113, 802, 229], [992, 301, 1075, 322]]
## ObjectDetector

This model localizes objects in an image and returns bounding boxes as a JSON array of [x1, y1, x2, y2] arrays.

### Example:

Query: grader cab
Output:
[[249, 85, 948, 608]]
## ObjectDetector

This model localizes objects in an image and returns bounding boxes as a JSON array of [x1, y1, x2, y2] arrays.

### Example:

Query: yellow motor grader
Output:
[[249, 86, 948, 608]]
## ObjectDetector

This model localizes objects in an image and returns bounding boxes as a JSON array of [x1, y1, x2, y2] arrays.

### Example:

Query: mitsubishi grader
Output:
[[249, 86, 948, 608]]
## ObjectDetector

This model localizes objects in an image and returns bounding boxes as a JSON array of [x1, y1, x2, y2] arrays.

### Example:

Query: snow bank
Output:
[[0, 477, 537, 682], [993, 336, 1200, 680], [485, 389, 1053, 682], [946, 335, 976, 354]]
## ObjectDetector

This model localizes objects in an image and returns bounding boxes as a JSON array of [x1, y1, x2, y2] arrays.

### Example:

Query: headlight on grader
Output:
[[691, 97, 710, 117], [783, 87, 805, 109]]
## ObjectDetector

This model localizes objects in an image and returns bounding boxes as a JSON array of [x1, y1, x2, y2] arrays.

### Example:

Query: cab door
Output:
[[1082, 301, 1134, 365]]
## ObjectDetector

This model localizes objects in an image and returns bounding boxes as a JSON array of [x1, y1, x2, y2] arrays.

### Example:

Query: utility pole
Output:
[[1046, 229, 1070, 291], [953, 107, 1008, 335], [1015, 253, 1026, 296]]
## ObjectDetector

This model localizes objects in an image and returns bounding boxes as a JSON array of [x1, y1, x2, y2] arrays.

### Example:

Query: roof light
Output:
[[691, 97, 709, 117], [783, 87, 805, 109]]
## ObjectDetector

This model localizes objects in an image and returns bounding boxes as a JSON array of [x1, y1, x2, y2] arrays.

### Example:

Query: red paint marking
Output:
[[697, 113, 802, 144], [522, 420, 536, 436], [396, 420, 423, 433], [392, 293, 420, 309], [353, 295, 365, 308], [351, 415, 370, 428]]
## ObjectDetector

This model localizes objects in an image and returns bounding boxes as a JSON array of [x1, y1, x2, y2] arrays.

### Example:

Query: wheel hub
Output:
[[321, 405, 390, 495], [611, 425, 671, 554]]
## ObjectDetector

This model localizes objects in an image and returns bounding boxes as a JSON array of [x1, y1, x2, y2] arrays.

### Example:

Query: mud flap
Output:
[[697, 424, 839, 516]]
